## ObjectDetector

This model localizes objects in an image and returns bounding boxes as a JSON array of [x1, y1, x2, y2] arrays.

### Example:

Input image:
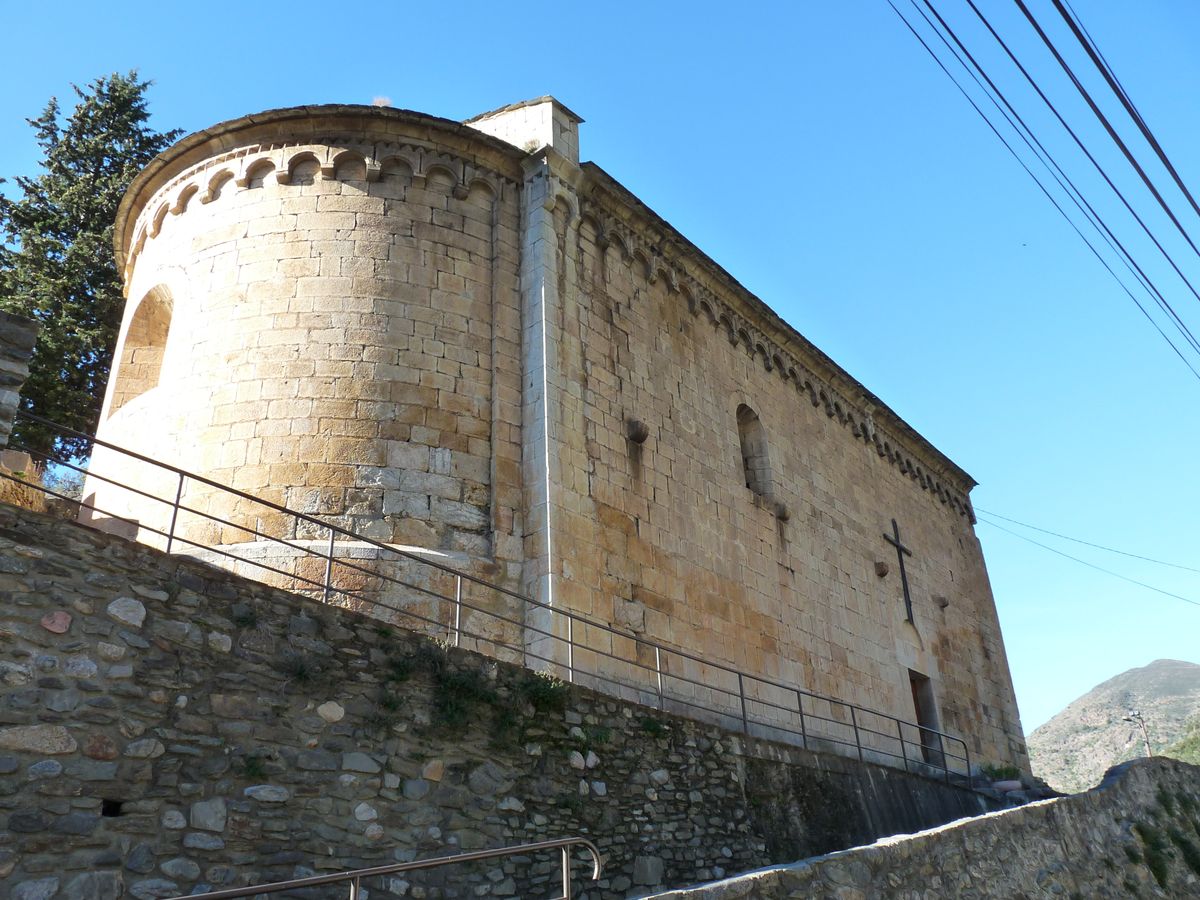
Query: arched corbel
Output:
[[610, 230, 632, 261], [233, 157, 252, 189], [755, 343, 772, 371], [147, 203, 169, 238], [171, 184, 199, 215], [200, 169, 234, 203], [719, 315, 737, 345], [680, 284, 697, 315], [276, 150, 320, 186]]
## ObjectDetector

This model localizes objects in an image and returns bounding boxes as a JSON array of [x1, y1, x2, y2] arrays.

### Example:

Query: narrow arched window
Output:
[[109, 286, 173, 416], [736, 404, 773, 498]]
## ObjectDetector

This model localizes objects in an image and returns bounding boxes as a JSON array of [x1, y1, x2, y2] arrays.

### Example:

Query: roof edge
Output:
[[580, 160, 978, 495], [464, 95, 585, 125], [115, 104, 530, 270]]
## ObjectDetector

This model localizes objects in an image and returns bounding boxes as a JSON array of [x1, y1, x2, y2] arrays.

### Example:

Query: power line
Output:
[[1052, 0, 1200, 224], [885, 4, 1200, 607], [974, 508, 1200, 574], [957, 0, 1200, 357], [978, 516, 1200, 609], [1062, 0, 1134, 114], [1015, 0, 1200, 265], [911, 0, 1200, 365], [887, 0, 1200, 378], [909, 2, 1134, 283]]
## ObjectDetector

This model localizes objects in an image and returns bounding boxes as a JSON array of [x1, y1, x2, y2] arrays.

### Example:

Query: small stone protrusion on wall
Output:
[[875, 561, 890, 578], [626, 418, 650, 444], [616, 598, 647, 633]]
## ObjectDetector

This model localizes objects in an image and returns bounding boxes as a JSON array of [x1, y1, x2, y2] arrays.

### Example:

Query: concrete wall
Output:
[[0, 502, 998, 899], [651, 757, 1200, 899]]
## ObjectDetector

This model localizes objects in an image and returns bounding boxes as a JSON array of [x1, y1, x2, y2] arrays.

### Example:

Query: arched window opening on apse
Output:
[[108, 286, 173, 417], [333, 153, 367, 182], [245, 159, 275, 189], [736, 404, 773, 499]]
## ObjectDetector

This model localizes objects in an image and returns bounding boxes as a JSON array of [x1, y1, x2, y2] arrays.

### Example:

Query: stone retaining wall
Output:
[[650, 756, 1200, 898], [0, 502, 999, 898]]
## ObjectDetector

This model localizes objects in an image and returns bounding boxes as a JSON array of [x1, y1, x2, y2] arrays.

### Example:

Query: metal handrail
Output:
[[4, 410, 973, 782], [172, 836, 603, 899]]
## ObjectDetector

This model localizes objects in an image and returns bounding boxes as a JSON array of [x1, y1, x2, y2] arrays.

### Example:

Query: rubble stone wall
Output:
[[0, 503, 996, 899], [652, 757, 1200, 899]]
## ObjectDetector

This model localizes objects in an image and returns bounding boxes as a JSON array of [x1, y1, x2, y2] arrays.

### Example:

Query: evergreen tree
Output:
[[0, 72, 181, 458]]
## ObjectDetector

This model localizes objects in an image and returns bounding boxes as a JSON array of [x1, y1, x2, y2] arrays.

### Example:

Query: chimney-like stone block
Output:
[[465, 96, 583, 165]]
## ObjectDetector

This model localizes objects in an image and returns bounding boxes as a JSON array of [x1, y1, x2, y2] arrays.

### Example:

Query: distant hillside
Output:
[[1165, 713, 1200, 765], [1027, 658, 1200, 793]]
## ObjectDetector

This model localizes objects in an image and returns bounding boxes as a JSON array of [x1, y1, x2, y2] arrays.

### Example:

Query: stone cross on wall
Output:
[[883, 518, 915, 624]]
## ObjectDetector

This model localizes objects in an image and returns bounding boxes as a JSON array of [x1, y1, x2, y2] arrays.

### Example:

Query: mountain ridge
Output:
[[1027, 658, 1200, 793]]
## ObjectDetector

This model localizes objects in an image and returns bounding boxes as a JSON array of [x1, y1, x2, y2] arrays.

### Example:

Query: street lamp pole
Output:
[[1123, 709, 1152, 758]]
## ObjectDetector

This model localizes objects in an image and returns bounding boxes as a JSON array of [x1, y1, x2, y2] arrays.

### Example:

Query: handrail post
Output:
[[849, 706, 864, 762], [453, 574, 462, 647], [655, 646, 664, 711], [566, 615, 574, 684], [322, 526, 335, 602], [348, 875, 361, 900], [166, 471, 185, 554], [897, 719, 908, 773], [738, 673, 748, 735], [797, 690, 807, 749], [561, 844, 572, 900]]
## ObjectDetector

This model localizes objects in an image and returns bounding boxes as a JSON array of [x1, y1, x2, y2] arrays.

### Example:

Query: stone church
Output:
[[85, 97, 1028, 772]]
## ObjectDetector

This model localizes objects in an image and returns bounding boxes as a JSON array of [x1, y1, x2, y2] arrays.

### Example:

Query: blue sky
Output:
[[3, 1, 1198, 735]]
